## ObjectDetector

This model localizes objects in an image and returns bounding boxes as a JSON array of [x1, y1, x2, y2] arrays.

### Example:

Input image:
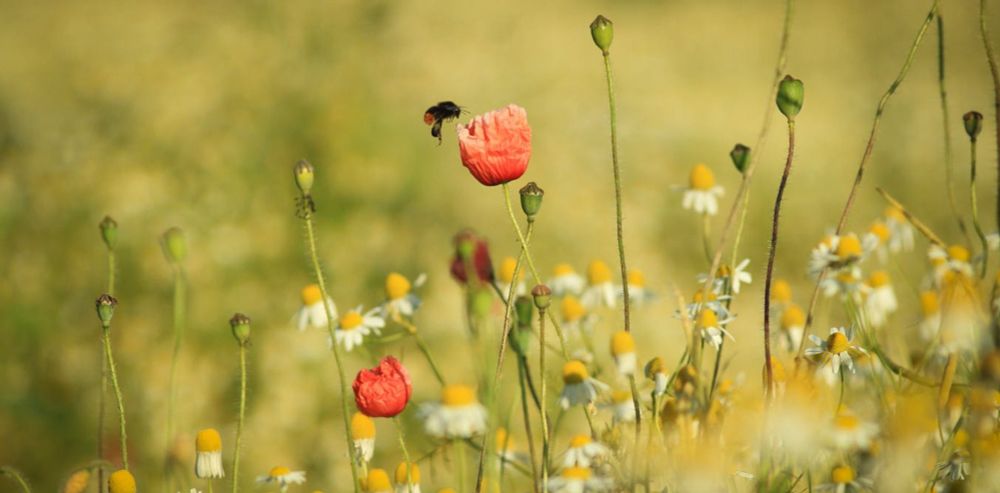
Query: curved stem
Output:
[[0, 467, 31, 493], [102, 325, 128, 470], [516, 358, 541, 493], [763, 119, 796, 400], [980, 0, 1000, 236], [970, 138, 990, 277], [231, 345, 246, 493], [98, 249, 115, 493], [165, 264, 186, 491], [394, 417, 414, 493], [937, 13, 972, 246], [601, 51, 632, 333], [538, 309, 550, 493]]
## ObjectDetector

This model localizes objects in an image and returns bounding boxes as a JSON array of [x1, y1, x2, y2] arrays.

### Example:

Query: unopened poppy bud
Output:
[[230, 313, 251, 345], [96, 294, 117, 326], [509, 324, 532, 357], [519, 182, 544, 221], [99, 216, 118, 250], [729, 144, 750, 174], [531, 284, 552, 310], [470, 287, 493, 319], [776, 75, 804, 120], [161, 227, 187, 263], [590, 15, 614, 53], [964, 111, 983, 141], [294, 159, 315, 195], [514, 296, 534, 327]]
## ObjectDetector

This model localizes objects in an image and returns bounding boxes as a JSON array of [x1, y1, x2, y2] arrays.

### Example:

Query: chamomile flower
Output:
[[821, 268, 864, 302], [560, 295, 595, 336], [498, 256, 526, 297], [549, 263, 586, 296], [559, 360, 609, 409], [935, 450, 971, 482], [644, 357, 668, 397], [864, 221, 891, 263], [779, 303, 805, 352], [420, 384, 488, 439], [561, 434, 611, 468], [393, 462, 421, 493], [815, 465, 871, 493], [494, 427, 527, 463], [351, 412, 376, 464], [809, 234, 871, 277], [610, 330, 637, 376], [684, 289, 731, 320], [603, 389, 637, 423], [919, 291, 942, 341], [883, 205, 915, 253], [295, 284, 338, 331], [697, 307, 734, 350], [363, 469, 392, 493], [698, 259, 753, 295], [862, 271, 897, 328], [827, 409, 879, 451], [805, 327, 867, 375], [771, 278, 793, 307], [682, 163, 724, 216], [256, 467, 306, 488], [545, 466, 613, 493], [620, 269, 655, 305], [332, 306, 385, 352], [380, 272, 425, 319], [194, 428, 225, 478], [929, 244, 974, 284], [581, 260, 617, 309]]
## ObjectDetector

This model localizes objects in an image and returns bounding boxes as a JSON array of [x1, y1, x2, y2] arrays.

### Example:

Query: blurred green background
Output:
[[1, 0, 999, 490]]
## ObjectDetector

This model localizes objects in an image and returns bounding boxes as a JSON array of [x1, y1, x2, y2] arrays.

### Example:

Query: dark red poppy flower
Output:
[[450, 230, 495, 286]]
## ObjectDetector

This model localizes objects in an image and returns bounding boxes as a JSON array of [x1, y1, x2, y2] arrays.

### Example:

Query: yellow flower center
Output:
[[628, 270, 645, 287], [645, 356, 666, 377], [827, 331, 849, 354], [569, 434, 592, 448], [441, 384, 476, 407], [495, 427, 512, 451], [364, 469, 391, 492], [837, 271, 858, 284], [768, 357, 787, 383], [885, 205, 906, 222], [831, 465, 855, 484], [920, 291, 940, 316], [692, 290, 717, 303], [270, 466, 291, 477], [385, 273, 411, 300], [561, 296, 586, 322], [563, 360, 589, 384], [611, 389, 632, 403], [771, 279, 792, 303], [868, 271, 890, 288], [499, 257, 521, 283], [836, 235, 863, 259], [108, 470, 136, 493], [834, 413, 860, 431], [587, 260, 612, 284], [351, 412, 376, 440], [562, 466, 593, 481], [611, 330, 635, 356], [301, 284, 323, 306], [948, 245, 970, 262], [953, 429, 969, 448], [869, 221, 890, 242], [781, 304, 805, 329], [689, 163, 716, 190], [554, 263, 575, 277], [698, 308, 719, 328], [394, 462, 421, 484], [340, 311, 363, 331], [820, 235, 836, 249], [195, 428, 222, 452]]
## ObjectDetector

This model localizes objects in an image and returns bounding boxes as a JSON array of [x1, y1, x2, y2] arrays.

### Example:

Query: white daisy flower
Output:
[[989, 232, 1000, 251], [681, 163, 724, 216], [883, 205, 915, 253], [820, 268, 864, 302], [918, 291, 942, 342], [928, 244, 974, 285], [549, 263, 586, 296], [497, 256, 526, 298], [698, 258, 753, 295], [364, 468, 393, 493], [194, 428, 224, 479], [827, 410, 878, 451], [581, 260, 617, 309], [559, 360, 609, 409], [809, 233, 872, 278], [779, 303, 805, 353], [256, 467, 306, 488], [380, 272, 425, 319], [644, 357, 669, 397], [610, 330, 637, 377], [350, 412, 376, 464], [697, 308, 734, 350], [935, 451, 970, 482], [545, 466, 614, 493], [561, 434, 610, 468], [602, 389, 637, 424], [815, 465, 872, 493], [864, 220, 892, 264], [420, 384, 488, 439], [494, 427, 528, 464], [393, 462, 421, 493], [862, 271, 897, 328], [620, 269, 655, 305], [332, 306, 385, 352], [560, 295, 597, 337], [294, 284, 338, 331], [683, 289, 732, 321], [805, 327, 867, 375]]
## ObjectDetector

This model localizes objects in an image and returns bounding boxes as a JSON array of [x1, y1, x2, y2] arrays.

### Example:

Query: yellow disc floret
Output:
[[834, 413, 860, 431], [569, 434, 592, 448], [196, 428, 222, 452], [385, 273, 411, 300], [868, 221, 890, 243], [364, 468, 392, 492], [301, 284, 323, 306], [868, 271, 890, 288], [441, 384, 477, 407], [394, 462, 421, 484], [689, 163, 716, 190], [340, 311, 363, 331], [269, 466, 291, 477], [499, 257, 521, 283], [562, 466, 593, 480], [561, 296, 587, 322], [562, 360, 589, 384], [644, 356, 666, 378], [611, 330, 636, 356], [628, 270, 645, 287], [885, 205, 906, 222], [767, 356, 787, 383], [919, 291, 940, 316], [830, 465, 855, 484], [108, 470, 136, 493], [771, 279, 792, 303], [351, 412, 376, 440], [553, 263, 576, 277], [495, 427, 512, 452], [698, 308, 719, 328], [781, 304, 805, 329], [611, 389, 632, 403], [587, 260, 612, 284], [947, 245, 970, 262], [836, 234, 863, 259], [827, 331, 850, 354]]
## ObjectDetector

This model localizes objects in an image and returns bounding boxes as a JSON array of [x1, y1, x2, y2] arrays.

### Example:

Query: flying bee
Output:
[[424, 101, 464, 144]]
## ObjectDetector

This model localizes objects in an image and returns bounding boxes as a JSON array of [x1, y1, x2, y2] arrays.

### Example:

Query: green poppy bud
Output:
[[590, 15, 614, 54], [294, 159, 315, 196], [99, 216, 118, 250], [161, 227, 187, 264], [229, 313, 251, 346], [775, 75, 804, 120], [519, 182, 544, 222], [514, 296, 534, 327], [96, 294, 118, 327], [729, 144, 750, 174], [963, 111, 983, 141], [509, 324, 532, 357], [531, 284, 552, 310]]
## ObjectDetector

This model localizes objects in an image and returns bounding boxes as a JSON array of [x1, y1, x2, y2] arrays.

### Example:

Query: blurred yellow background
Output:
[[1, 0, 998, 490]]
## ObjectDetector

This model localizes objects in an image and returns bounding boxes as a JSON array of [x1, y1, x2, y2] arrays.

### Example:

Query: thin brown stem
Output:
[[980, 0, 1000, 235]]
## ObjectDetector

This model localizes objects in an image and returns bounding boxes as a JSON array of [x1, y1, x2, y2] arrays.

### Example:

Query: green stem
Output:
[[970, 138, 989, 277], [836, 369, 846, 412], [538, 308, 550, 493], [627, 374, 641, 493], [102, 324, 128, 470], [302, 212, 362, 493], [701, 214, 713, 265], [0, 467, 31, 493], [600, 50, 632, 333], [165, 264, 186, 490], [516, 358, 541, 493], [413, 332, 447, 386], [231, 345, 246, 493], [980, 0, 1000, 236], [457, 439, 467, 492], [583, 406, 597, 439], [937, 13, 972, 246], [99, 249, 114, 493], [394, 417, 414, 493]]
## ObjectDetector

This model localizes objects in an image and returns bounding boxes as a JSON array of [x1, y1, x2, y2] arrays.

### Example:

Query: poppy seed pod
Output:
[[353, 356, 413, 418], [776, 75, 804, 120], [161, 227, 187, 263], [96, 294, 118, 326], [531, 284, 552, 310], [229, 313, 251, 345], [294, 159, 315, 195], [590, 15, 614, 53], [729, 144, 750, 174], [963, 111, 983, 141], [519, 181, 544, 221], [99, 216, 118, 250]]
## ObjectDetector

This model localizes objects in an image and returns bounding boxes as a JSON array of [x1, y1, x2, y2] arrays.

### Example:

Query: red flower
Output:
[[352, 356, 412, 418], [450, 230, 495, 286], [457, 104, 532, 186]]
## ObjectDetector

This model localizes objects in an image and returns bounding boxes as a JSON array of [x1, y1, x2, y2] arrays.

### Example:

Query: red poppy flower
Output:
[[352, 356, 412, 418], [450, 230, 495, 286], [457, 104, 532, 186]]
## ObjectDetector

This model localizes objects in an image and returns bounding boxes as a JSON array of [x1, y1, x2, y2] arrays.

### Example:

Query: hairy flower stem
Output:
[[763, 119, 796, 400], [600, 51, 633, 334], [98, 248, 115, 493], [0, 467, 31, 493], [796, 0, 940, 368], [165, 263, 186, 491], [101, 320, 129, 470], [538, 307, 550, 493], [301, 211, 362, 493], [231, 344, 246, 493], [627, 374, 642, 493], [981, 0, 1000, 235], [394, 416, 415, 493], [937, 13, 972, 246], [970, 137, 990, 277], [517, 358, 541, 493]]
